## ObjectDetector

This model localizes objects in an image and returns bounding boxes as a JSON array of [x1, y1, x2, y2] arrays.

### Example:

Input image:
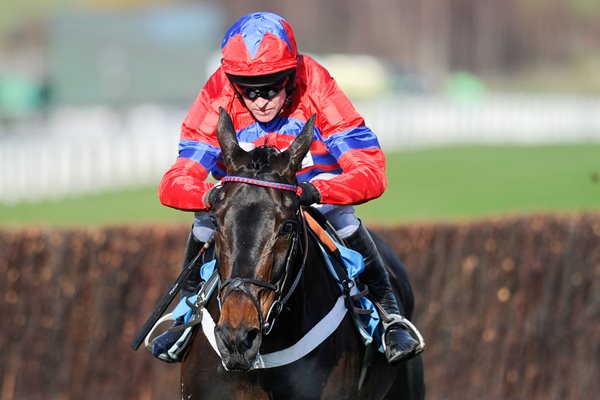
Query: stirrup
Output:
[[145, 313, 193, 363], [382, 314, 426, 359]]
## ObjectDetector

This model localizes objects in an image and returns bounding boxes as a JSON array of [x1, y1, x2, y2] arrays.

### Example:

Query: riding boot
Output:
[[151, 231, 205, 363], [345, 223, 421, 364]]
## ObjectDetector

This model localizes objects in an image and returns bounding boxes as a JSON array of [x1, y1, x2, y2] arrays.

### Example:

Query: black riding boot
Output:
[[346, 223, 421, 364], [151, 230, 204, 363]]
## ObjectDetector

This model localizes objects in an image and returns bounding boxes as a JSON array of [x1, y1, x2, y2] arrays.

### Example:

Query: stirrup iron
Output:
[[382, 313, 426, 356]]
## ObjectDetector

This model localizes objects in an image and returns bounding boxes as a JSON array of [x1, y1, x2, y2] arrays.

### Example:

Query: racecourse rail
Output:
[[2, 94, 600, 204]]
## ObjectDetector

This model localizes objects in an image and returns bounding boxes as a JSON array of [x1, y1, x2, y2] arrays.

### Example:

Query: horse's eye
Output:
[[280, 220, 295, 235]]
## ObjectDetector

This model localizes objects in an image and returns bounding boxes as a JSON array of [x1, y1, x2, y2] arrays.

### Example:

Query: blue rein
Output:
[[221, 175, 302, 196]]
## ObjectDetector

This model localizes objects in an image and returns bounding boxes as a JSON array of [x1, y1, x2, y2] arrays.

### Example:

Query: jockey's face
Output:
[[241, 87, 287, 123]]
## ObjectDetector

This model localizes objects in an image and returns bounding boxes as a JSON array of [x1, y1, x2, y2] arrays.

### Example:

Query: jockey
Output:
[[152, 11, 422, 364]]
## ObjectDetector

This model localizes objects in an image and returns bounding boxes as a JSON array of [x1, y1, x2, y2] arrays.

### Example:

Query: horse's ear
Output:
[[217, 107, 248, 172], [283, 114, 315, 175]]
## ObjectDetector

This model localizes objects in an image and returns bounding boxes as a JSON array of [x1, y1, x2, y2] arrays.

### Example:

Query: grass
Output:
[[0, 187, 190, 227], [360, 144, 600, 224], [1, 144, 599, 227]]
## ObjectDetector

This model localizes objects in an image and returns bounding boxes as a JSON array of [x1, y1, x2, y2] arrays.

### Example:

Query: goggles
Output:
[[234, 78, 288, 100]]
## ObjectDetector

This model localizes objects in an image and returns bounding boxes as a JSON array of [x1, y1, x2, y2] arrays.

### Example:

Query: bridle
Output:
[[220, 175, 303, 196], [216, 176, 309, 335]]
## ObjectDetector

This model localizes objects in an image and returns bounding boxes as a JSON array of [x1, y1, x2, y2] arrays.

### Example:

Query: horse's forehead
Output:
[[217, 193, 277, 239], [224, 184, 293, 213], [226, 202, 277, 230], [246, 146, 287, 174], [251, 145, 280, 159]]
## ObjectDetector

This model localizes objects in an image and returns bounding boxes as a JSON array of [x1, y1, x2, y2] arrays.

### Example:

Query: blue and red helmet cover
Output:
[[221, 12, 298, 76]]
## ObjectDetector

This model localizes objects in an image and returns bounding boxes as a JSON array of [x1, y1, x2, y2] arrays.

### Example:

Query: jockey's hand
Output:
[[299, 182, 321, 206], [206, 185, 223, 208]]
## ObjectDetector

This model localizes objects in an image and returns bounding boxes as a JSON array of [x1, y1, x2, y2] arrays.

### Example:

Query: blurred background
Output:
[[1, 1, 599, 400], [1, 0, 599, 224]]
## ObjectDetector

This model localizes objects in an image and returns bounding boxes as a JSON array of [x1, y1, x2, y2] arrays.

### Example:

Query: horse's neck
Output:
[[302, 236, 339, 300], [262, 237, 338, 347]]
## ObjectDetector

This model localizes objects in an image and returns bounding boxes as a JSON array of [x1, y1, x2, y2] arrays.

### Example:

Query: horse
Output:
[[180, 108, 425, 399]]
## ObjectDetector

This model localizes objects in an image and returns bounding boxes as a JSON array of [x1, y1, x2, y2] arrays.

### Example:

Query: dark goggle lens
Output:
[[237, 80, 287, 100]]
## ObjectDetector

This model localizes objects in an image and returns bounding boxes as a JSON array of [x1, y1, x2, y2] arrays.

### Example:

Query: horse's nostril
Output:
[[215, 324, 261, 355], [243, 328, 260, 351], [214, 325, 235, 352]]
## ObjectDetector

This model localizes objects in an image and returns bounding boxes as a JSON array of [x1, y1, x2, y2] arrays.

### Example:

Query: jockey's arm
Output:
[[307, 69, 387, 205], [158, 111, 221, 211], [158, 157, 215, 211], [311, 147, 387, 205]]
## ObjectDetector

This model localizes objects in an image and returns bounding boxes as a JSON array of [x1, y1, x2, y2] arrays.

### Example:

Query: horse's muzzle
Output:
[[214, 323, 262, 371]]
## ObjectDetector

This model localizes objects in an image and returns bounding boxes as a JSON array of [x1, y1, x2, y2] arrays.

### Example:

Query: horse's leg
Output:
[[320, 320, 363, 399], [180, 297, 272, 400], [181, 334, 271, 400], [384, 355, 426, 400], [357, 352, 425, 400], [180, 332, 222, 399]]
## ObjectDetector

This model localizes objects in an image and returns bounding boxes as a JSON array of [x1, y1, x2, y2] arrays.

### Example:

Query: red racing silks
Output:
[[159, 55, 386, 211]]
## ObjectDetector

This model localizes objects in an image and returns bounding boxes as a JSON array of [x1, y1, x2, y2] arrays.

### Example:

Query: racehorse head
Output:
[[211, 107, 314, 370]]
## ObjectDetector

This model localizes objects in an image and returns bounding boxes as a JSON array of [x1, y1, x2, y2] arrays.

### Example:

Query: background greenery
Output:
[[1, 144, 598, 227]]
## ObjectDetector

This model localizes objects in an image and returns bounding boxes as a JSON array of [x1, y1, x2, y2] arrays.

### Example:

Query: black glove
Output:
[[207, 185, 223, 208], [299, 182, 321, 206]]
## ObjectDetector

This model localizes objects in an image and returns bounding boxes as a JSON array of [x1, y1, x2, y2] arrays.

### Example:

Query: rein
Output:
[[217, 175, 309, 335]]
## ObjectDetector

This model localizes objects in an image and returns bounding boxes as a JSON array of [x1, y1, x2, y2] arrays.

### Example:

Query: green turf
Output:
[[359, 144, 600, 223], [1, 144, 599, 227], [0, 187, 190, 227]]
